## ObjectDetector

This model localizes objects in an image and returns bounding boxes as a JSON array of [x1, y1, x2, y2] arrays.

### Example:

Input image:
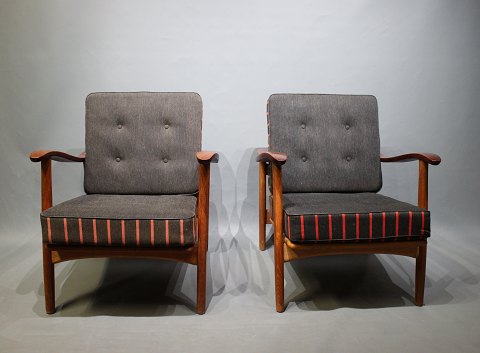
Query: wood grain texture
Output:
[[30, 150, 86, 162], [196, 151, 219, 164], [259, 161, 267, 251], [266, 209, 272, 224], [196, 163, 211, 314], [49, 245, 198, 265], [380, 152, 441, 165], [272, 163, 285, 312], [256, 148, 287, 165], [415, 243, 427, 306], [41, 160, 53, 211], [42, 243, 55, 314], [283, 238, 425, 262], [418, 160, 429, 209]]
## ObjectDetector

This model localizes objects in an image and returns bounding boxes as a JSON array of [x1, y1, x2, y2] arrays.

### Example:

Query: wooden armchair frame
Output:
[[30, 149, 218, 315], [257, 148, 441, 312]]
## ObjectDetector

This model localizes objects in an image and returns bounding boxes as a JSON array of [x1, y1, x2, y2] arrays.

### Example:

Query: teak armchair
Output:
[[257, 94, 441, 312], [30, 92, 218, 314]]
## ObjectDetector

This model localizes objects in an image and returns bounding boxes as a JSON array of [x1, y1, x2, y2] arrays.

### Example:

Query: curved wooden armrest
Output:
[[30, 150, 86, 163], [256, 148, 287, 165], [380, 152, 441, 165], [196, 151, 219, 164]]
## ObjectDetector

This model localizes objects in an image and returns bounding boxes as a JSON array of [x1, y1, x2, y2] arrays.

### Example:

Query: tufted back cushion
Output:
[[84, 92, 202, 195], [268, 94, 382, 193]]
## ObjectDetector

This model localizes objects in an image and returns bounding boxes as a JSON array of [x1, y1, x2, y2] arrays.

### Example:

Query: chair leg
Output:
[[196, 163, 211, 315], [196, 247, 207, 315], [415, 244, 427, 306], [272, 164, 284, 312], [259, 210, 266, 251], [42, 243, 55, 314], [274, 232, 285, 313], [259, 161, 267, 251]]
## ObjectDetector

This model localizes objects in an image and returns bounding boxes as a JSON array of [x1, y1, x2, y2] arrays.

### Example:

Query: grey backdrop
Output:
[[1, 1, 480, 352]]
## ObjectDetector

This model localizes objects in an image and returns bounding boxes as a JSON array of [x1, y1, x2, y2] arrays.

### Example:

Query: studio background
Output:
[[1, 1, 479, 352]]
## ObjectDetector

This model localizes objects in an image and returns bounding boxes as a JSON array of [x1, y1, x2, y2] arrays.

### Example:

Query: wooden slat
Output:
[[49, 245, 198, 265], [283, 238, 425, 262]]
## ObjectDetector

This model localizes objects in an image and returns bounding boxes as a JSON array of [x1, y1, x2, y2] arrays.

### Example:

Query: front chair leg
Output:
[[415, 243, 427, 306], [272, 164, 285, 312], [274, 229, 285, 313], [196, 161, 211, 315], [42, 243, 56, 314], [196, 247, 207, 314]]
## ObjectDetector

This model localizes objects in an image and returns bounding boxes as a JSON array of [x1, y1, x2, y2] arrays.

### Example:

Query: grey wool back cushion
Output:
[[84, 92, 202, 195], [268, 94, 382, 193]]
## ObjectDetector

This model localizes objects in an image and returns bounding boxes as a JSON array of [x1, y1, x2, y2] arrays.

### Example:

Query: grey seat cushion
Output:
[[41, 195, 197, 247], [84, 92, 202, 195], [268, 94, 382, 193], [283, 193, 430, 243]]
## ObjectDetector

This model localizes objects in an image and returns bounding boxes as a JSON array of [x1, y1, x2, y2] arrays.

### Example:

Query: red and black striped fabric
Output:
[[40, 194, 197, 247], [282, 193, 430, 243], [41, 217, 196, 247]]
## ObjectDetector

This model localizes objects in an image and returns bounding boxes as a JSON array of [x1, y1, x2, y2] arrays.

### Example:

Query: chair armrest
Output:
[[30, 150, 85, 212], [380, 152, 441, 165], [30, 150, 86, 163], [196, 151, 219, 164], [381, 152, 441, 209], [256, 148, 287, 165]]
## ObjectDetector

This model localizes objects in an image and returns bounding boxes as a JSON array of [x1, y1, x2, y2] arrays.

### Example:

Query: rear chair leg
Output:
[[415, 244, 427, 306], [42, 243, 55, 314], [259, 212, 267, 251], [259, 161, 267, 251]]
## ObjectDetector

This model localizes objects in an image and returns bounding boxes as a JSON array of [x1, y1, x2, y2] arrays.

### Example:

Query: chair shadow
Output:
[[284, 254, 413, 310], [36, 258, 198, 317], [282, 251, 464, 311]]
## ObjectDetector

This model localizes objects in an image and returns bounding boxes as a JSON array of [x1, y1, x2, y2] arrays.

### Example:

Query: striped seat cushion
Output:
[[283, 193, 430, 243], [40, 194, 197, 247]]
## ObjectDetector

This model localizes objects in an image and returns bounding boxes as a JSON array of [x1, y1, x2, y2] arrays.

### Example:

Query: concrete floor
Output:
[[1, 222, 479, 353]]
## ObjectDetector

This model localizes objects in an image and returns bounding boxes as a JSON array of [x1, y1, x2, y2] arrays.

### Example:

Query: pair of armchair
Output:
[[30, 92, 440, 314]]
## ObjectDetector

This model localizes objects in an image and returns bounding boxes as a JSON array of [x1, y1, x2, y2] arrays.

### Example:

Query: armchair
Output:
[[30, 92, 218, 314], [257, 94, 441, 312]]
